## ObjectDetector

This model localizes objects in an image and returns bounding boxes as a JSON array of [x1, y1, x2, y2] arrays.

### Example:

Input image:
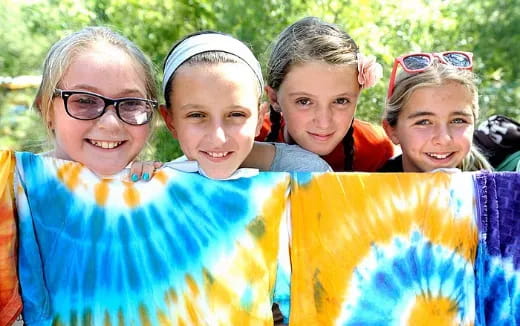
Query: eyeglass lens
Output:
[[402, 55, 431, 70], [442, 53, 471, 67], [67, 93, 152, 125]]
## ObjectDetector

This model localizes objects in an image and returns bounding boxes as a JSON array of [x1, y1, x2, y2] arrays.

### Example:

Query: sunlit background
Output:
[[1, 0, 518, 160]]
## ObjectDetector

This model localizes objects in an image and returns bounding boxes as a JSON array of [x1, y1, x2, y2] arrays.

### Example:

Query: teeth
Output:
[[90, 140, 123, 149], [207, 152, 229, 158], [427, 153, 451, 159]]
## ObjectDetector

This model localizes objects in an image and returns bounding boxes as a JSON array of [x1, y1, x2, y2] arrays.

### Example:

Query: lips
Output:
[[426, 152, 454, 160], [205, 151, 230, 158], [308, 131, 334, 141], [87, 139, 125, 149]]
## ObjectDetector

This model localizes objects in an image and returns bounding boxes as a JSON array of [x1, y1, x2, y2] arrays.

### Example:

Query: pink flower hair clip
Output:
[[357, 53, 383, 89]]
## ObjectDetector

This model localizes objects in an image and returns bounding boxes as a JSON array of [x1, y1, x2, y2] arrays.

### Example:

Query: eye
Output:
[[295, 98, 312, 106], [451, 117, 470, 124], [72, 95, 99, 106], [334, 97, 350, 105], [229, 111, 248, 118], [186, 112, 205, 119], [414, 119, 432, 126]]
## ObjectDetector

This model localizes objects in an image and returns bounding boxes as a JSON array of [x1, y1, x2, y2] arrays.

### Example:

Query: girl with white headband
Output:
[[158, 31, 330, 179]]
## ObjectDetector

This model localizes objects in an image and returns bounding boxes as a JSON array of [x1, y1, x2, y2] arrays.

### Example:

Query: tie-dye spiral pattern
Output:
[[15, 152, 290, 326], [475, 172, 520, 325], [288, 172, 478, 325], [0, 151, 22, 325]]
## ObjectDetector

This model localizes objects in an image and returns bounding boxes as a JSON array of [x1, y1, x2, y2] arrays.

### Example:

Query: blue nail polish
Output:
[[131, 173, 139, 182], [142, 173, 150, 181]]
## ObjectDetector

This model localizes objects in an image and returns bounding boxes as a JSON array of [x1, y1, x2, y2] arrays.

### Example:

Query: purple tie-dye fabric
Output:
[[475, 172, 520, 325]]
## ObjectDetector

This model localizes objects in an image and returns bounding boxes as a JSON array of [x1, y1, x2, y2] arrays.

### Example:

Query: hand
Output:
[[129, 161, 163, 182]]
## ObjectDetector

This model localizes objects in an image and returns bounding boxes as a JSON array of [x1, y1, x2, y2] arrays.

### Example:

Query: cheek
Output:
[[130, 125, 152, 145], [334, 110, 355, 131], [283, 108, 311, 130]]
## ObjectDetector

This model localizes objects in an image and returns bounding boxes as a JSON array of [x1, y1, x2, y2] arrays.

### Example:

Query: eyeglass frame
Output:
[[387, 51, 473, 99], [53, 89, 158, 126]]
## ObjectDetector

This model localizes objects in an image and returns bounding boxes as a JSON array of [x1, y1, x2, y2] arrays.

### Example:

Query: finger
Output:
[[141, 161, 156, 182], [129, 162, 144, 182], [153, 161, 164, 169]]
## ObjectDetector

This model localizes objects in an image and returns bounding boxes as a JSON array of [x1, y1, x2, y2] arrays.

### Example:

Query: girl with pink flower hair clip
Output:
[[246, 16, 394, 172]]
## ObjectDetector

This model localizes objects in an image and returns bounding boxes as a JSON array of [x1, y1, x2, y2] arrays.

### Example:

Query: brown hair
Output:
[[265, 17, 359, 170]]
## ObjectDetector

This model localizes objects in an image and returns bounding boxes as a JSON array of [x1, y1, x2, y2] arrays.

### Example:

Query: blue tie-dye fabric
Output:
[[15, 152, 290, 325], [475, 172, 520, 325]]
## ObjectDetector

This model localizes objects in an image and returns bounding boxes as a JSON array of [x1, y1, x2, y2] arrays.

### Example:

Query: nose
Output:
[[432, 124, 453, 145], [207, 120, 227, 145], [96, 105, 123, 128], [313, 105, 333, 130]]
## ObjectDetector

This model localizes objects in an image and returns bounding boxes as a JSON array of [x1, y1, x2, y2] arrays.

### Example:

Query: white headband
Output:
[[162, 33, 264, 94]]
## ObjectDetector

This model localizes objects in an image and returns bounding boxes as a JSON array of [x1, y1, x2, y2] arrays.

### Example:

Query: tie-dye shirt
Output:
[[15, 151, 290, 325]]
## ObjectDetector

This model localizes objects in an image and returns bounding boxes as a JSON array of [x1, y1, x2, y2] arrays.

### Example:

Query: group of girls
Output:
[[36, 16, 490, 183], [8, 15, 494, 325]]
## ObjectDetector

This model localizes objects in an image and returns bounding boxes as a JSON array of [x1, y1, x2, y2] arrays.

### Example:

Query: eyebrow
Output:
[[67, 84, 144, 97], [288, 91, 358, 98], [406, 110, 473, 119]]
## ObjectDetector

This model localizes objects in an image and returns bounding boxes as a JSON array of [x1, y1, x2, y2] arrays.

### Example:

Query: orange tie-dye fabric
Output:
[[0, 151, 21, 325]]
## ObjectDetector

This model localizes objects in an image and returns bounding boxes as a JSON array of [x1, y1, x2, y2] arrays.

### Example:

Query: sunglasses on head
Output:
[[387, 51, 473, 99]]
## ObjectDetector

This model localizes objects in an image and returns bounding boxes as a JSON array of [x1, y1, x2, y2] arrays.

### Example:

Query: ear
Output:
[[382, 119, 400, 145], [265, 85, 281, 112], [255, 102, 269, 136], [159, 105, 177, 138]]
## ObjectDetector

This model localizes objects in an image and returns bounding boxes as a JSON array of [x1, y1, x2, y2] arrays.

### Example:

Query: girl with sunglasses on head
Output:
[[380, 51, 492, 172], [247, 16, 394, 172], [34, 26, 158, 178]]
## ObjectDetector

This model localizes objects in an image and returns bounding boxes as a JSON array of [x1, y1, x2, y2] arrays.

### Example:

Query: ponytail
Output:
[[342, 125, 355, 171]]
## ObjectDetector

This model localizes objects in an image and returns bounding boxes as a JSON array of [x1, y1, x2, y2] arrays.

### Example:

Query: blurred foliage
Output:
[[1, 0, 518, 160]]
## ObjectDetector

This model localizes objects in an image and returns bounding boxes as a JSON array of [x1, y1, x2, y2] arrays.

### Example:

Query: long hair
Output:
[[265, 17, 359, 170]]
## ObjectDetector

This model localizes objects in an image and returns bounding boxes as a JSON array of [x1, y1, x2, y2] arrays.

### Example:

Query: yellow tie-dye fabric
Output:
[[0, 150, 22, 325], [289, 172, 477, 325]]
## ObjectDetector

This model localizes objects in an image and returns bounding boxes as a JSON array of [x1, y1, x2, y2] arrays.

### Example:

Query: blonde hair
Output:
[[384, 62, 492, 171], [34, 26, 158, 140]]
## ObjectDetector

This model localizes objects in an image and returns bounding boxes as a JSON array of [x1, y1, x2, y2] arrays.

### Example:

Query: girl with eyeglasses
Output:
[[34, 26, 158, 177], [248, 16, 395, 172], [380, 52, 492, 172]]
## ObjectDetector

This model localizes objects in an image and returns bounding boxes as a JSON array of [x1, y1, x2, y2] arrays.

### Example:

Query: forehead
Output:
[[403, 81, 474, 115], [174, 62, 260, 93], [61, 43, 146, 93], [281, 61, 359, 92]]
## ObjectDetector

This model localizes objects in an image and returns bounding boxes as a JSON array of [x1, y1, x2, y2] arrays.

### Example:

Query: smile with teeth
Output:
[[204, 151, 230, 158], [88, 139, 124, 149], [426, 152, 453, 160]]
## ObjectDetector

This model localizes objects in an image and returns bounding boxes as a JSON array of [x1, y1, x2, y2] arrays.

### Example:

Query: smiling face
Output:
[[267, 61, 360, 156], [51, 43, 151, 176], [162, 63, 262, 179], [384, 81, 475, 172]]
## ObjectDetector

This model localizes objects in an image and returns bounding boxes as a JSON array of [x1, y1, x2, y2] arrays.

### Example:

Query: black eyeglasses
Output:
[[54, 89, 158, 126]]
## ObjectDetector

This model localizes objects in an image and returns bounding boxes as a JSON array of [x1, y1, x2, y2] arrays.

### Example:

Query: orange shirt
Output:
[[256, 116, 394, 172]]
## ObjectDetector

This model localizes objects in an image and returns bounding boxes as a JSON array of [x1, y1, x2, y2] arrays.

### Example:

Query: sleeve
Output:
[[271, 144, 332, 172], [352, 119, 395, 172]]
